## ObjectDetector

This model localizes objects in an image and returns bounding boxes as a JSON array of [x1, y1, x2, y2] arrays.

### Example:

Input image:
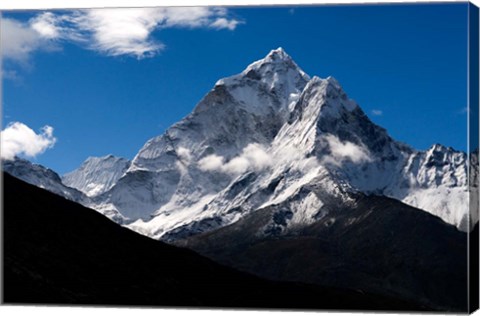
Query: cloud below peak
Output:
[[198, 143, 269, 175], [1, 122, 57, 161], [323, 134, 372, 165]]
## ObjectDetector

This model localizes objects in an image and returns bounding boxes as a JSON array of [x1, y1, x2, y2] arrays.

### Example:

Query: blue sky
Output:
[[1, 3, 469, 174]]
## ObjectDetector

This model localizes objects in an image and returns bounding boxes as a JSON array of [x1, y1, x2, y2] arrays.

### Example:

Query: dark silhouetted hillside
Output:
[[3, 173, 425, 311]]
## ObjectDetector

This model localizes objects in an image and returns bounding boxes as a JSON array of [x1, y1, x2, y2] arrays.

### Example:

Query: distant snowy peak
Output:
[[63, 155, 130, 197], [3, 156, 128, 225], [3, 157, 86, 202], [422, 144, 467, 184]]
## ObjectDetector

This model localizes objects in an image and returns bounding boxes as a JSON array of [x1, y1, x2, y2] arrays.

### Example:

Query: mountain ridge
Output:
[[4, 48, 474, 239], [62, 154, 130, 197], [92, 48, 471, 238], [3, 157, 87, 203], [176, 191, 469, 311], [5, 172, 429, 310], [2, 48, 474, 312]]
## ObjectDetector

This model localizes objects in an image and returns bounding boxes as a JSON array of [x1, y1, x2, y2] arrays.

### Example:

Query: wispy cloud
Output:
[[0, 69, 20, 81], [210, 17, 240, 30], [323, 134, 372, 165], [30, 12, 63, 39], [1, 122, 57, 161], [198, 153, 225, 172], [371, 109, 383, 116], [196, 135, 372, 178], [1, 7, 242, 62], [0, 17, 59, 65], [198, 143, 270, 175]]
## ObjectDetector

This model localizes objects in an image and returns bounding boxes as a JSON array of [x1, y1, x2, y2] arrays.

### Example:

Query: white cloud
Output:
[[177, 146, 192, 162], [1, 14, 67, 68], [210, 17, 240, 30], [1, 122, 57, 161], [210, 137, 371, 176], [238, 143, 270, 170], [30, 12, 62, 39], [175, 146, 193, 173], [198, 143, 270, 175], [198, 154, 225, 172], [223, 156, 250, 175], [68, 8, 165, 58], [371, 109, 383, 116], [71, 7, 241, 57], [2, 7, 242, 61], [323, 134, 372, 165], [159, 7, 230, 28], [1, 18, 44, 63], [195, 138, 370, 178]]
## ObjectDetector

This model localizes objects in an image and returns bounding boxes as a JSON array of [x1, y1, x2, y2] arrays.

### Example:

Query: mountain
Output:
[[3, 157, 86, 203], [2, 157, 128, 224], [177, 192, 469, 311], [63, 155, 130, 197], [81, 48, 472, 239], [3, 48, 474, 312], [3, 172, 426, 310]]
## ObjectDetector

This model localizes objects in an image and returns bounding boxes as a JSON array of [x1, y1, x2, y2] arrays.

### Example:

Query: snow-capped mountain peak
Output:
[[130, 49, 312, 174], [19, 48, 474, 241], [214, 48, 310, 115], [63, 155, 130, 197], [265, 46, 290, 59]]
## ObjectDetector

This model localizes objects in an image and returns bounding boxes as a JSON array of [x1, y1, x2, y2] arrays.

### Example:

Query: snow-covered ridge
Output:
[[216, 47, 310, 108], [63, 155, 130, 197], [3, 157, 86, 203], [2, 156, 129, 224]]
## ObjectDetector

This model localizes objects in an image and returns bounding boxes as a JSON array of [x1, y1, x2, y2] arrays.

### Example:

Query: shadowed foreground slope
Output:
[[179, 194, 469, 311], [3, 173, 424, 310]]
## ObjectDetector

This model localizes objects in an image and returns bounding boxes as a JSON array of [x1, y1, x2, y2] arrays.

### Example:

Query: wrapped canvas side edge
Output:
[[469, 2, 480, 314]]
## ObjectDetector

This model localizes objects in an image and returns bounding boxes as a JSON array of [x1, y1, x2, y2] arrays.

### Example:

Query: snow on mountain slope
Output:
[[79, 48, 474, 238], [3, 157, 86, 203], [93, 48, 310, 221], [63, 155, 130, 197], [276, 74, 471, 230], [3, 157, 128, 224]]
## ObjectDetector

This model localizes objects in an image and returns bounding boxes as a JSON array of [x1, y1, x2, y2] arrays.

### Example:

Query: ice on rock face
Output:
[[3, 157, 87, 203], [63, 155, 131, 197], [68, 48, 474, 239]]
